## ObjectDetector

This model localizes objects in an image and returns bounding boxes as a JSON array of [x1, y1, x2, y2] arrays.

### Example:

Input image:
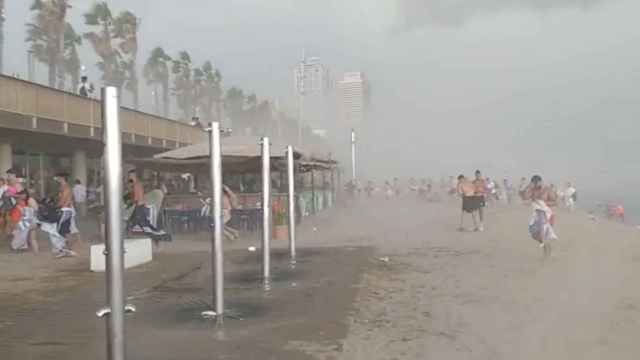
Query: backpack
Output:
[[37, 198, 62, 223], [571, 191, 577, 202], [0, 194, 17, 211]]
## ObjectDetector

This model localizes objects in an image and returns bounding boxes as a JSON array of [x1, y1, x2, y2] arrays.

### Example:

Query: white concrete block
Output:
[[90, 238, 153, 272]]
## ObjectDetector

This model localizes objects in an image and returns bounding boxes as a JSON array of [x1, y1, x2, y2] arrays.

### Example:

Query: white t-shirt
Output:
[[73, 184, 87, 203], [0, 185, 6, 198]]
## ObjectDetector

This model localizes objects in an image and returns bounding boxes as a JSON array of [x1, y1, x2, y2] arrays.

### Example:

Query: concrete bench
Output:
[[90, 238, 153, 272]]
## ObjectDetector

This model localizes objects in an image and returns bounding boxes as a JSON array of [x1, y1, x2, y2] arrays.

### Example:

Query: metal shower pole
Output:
[[208, 121, 224, 322], [97, 86, 132, 360], [261, 138, 272, 287], [286, 145, 296, 261], [351, 129, 356, 181]]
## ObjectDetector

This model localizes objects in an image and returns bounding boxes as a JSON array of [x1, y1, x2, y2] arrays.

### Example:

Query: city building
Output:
[[337, 72, 370, 125], [293, 55, 334, 133], [293, 56, 331, 96]]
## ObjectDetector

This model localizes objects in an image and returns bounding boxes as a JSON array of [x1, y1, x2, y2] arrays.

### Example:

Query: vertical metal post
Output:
[[331, 168, 336, 206], [25, 153, 30, 185], [351, 129, 356, 181], [311, 169, 316, 215], [261, 137, 271, 286], [208, 122, 224, 321], [286, 146, 296, 261], [336, 167, 341, 204], [38, 153, 44, 197], [102, 87, 126, 360], [297, 57, 305, 147], [297, 94, 304, 147]]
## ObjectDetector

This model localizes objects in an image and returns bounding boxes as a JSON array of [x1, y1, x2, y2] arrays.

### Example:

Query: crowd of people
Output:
[[0, 166, 188, 258], [455, 172, 582, 256], [0, 169, 84, 258], [345, 171, 587, 257]]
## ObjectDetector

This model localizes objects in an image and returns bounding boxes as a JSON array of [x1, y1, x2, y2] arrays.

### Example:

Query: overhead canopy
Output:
[[147, 135, 337, 174], [129, 156, 289, 174], [298, 160, 338, 172], [154, 136, 305, 161]]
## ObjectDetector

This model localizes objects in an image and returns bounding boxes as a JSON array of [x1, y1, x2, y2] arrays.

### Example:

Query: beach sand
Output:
[[2, 197, 640, 359], [294, 198, 640, 359]]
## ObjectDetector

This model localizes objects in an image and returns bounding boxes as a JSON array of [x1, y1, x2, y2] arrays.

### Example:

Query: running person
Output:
[[55, 173, 81, 250], [524, 175, 558, 257]]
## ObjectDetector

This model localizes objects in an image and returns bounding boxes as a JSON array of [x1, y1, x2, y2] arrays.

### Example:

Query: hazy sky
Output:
[[4, 0, 640, 194]]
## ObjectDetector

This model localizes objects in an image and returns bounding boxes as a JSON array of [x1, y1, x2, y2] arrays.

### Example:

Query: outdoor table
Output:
[[162, 208, 201, 234], [231, 208, 262, 232]]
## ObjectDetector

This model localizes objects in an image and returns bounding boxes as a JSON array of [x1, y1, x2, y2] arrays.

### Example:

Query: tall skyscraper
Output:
[[293, 54, 334, 141], [337, 72, 370, 125], [293, 56, 331, 96]]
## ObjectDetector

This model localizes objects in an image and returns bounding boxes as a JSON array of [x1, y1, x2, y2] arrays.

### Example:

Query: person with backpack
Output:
[[37, 197, 76, 258]]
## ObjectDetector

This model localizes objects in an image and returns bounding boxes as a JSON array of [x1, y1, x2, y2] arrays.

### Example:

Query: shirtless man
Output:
[[523, 175, 558, 256], [547, 184, 559, 208], [54, 173, 78, 257], [457, 175, 479, 231], [127, 170, 165, 247], [472, 170, 487, 231]]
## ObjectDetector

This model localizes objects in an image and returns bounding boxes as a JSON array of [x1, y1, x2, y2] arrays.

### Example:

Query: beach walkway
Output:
[[2, 198, 640, 359]]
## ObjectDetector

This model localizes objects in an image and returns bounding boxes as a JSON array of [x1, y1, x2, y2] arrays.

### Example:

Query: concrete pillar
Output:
[[0, 143, 12, 175], [72, 149, 88, 186]]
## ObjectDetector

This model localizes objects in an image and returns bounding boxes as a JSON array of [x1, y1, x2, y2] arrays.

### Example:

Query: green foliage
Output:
[[143, 47, 172, 116], [26, 0, 70, 87], [225, 87, 245, 119], [171, 50, 196, 119], [83, 2, 139, 107], [59, 22, 82, 90]]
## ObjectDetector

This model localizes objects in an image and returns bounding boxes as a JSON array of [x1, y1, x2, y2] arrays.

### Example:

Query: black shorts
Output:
[[462, 196, 483, 213]]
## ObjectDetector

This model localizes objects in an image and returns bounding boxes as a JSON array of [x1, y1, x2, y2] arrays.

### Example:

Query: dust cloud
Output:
[[3, 0, 638, 201]]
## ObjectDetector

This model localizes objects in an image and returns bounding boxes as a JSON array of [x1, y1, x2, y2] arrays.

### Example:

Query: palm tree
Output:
[[197, 61, 222, 122], [192, 66, 205, 119], [171, 50, 195, 120], [246, 93, 257, 109], [83, 1, 123, 88], [143, 47, 172, 116], [113, 10, 139, 108], [26, 0, 70, 88], [59, 22, 82, 91], [256, 100, 273, 135], [245, 93, 258, 133], [0, 0, 6, 73], [225, 86, 245, 121]]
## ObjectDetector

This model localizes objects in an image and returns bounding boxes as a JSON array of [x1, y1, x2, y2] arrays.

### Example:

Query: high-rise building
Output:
[[292, 55, 334, 136], [293, 56, 331, 95], [337, 72, 370, 125]]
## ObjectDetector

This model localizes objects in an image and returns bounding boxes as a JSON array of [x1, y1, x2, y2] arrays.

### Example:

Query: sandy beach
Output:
[[2, 198, 640, 359], [294, 198, 640, 359]]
